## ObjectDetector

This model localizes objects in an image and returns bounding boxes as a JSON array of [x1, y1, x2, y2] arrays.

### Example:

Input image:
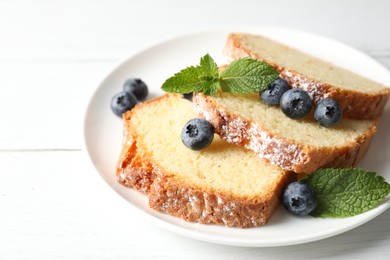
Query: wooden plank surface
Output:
[[0, 0, 389, 259], [0, 152, 389, 259]]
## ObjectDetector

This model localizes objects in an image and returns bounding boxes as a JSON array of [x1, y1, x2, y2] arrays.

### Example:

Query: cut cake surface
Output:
[[225, 33, 390, 119], [116, 94, 295, 228]]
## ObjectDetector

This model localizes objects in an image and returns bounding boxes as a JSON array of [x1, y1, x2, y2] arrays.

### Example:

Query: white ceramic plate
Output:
[[84, 27, 390, 247]]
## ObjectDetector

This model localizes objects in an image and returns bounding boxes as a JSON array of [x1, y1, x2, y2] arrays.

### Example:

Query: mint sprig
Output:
[[160, 66, 208, 94], [220, 57, 279, 93], [161, 54, 279, 95], [199, 53, 219, 78], [301, 168, 390, 218]]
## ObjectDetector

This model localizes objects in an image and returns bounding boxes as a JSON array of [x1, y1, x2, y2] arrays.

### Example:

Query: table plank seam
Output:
[[0, 149, 81, 152]]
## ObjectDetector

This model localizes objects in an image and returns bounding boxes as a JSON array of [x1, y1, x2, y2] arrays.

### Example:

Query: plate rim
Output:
[[83, 26, 390, 247]]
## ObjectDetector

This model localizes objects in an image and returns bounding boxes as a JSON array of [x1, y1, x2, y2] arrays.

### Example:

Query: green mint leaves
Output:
[[301, 168, 390, 218], [161, 54, 220, 95], [219, 57, 279, 93], [161, 54, 279, 95]]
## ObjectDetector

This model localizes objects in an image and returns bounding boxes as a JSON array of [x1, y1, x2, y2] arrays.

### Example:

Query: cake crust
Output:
[[116, 94, 295, 228], [225, 33, 390, 119], [193, 93, 377, 174]]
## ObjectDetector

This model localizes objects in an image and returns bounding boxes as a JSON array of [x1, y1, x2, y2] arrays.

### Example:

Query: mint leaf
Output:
[[219, 57, 279, 93], [200, 54, 219, 78], [161, 66, 209, 94], [161, 54, 219, 94], [301, 168, 390, 218], [203, 79, 220, 95], [161, 54, 279, 95]]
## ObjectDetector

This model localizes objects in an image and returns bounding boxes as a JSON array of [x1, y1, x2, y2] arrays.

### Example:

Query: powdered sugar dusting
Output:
[[280, 69, 329, 103], [221, 117, 247, 144], [193, 93, 304, 172], [248, 124, 303, 168]]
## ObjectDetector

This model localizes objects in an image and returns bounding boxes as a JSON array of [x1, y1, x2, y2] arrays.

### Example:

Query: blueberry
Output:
[[181, 118, 214, 150], [280, 89, 312, 119], [111, 91, 137, 117], [183, 92, 193, 102], [314, 98, 342, 127], [282, 182, 317, 216], [123, 78, 148, 101], [260, 77, 290, 106]]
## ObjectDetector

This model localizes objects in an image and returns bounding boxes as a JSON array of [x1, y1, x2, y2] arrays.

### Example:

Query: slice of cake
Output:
[[116, 94, 295, 228], [225, 33, 390, 119], [194, 92, 377, 174]]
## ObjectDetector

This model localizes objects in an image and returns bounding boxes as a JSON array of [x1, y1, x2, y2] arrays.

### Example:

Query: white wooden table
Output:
[[1, 0, 389, 259]]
